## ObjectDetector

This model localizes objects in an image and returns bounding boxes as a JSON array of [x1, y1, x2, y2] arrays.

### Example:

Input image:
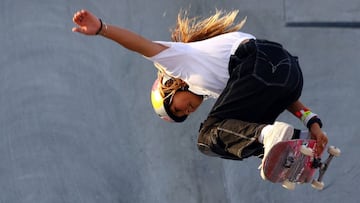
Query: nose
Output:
[[184, 106, 195, 115]]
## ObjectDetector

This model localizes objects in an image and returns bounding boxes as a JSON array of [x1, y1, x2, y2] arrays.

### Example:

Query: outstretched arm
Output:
[[72, 9, 167, 57], [287, 100, 328, 156]]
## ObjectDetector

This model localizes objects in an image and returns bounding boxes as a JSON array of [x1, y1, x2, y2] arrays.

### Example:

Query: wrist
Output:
[[309, 122, 321, 132], [96, 19, 108, 36], [95, 19, 103, 35], [307, 117, 323, 129]]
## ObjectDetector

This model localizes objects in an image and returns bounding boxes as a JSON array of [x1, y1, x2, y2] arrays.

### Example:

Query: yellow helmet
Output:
[[150, 77, 187, 122]]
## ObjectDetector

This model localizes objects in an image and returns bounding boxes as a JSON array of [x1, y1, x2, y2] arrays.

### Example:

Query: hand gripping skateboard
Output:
[[262, 139, 340, 190]]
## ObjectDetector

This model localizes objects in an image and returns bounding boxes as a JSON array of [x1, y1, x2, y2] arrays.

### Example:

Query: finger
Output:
[[73, 12, 81, 23], [72, 27, 86, 34], [73, 18, 81, 25], [72, 16, 78, 23], [72, 27, 81, 33], [74, 11, 84, 20], [315, 147, 322, 157], [75, 11, 81, 18], [80, 9, 88, 16], [316, 141, 326, 155]]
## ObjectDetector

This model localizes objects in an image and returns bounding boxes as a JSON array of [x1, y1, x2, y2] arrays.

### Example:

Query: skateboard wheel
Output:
[[282, 180, 296, 190], [300, 145, 313, 157], [328, 146, 341, 157], [311, 179, 324, 190]]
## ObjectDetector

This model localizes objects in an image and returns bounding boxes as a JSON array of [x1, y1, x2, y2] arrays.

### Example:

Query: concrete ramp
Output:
[[285, 0, 360, 27]]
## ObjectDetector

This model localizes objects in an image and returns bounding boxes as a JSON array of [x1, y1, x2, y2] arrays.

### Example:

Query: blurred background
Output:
[[0, 0, 359, 202]]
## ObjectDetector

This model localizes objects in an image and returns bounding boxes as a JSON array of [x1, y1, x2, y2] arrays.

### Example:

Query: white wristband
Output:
[[300, 111, 318, 127]]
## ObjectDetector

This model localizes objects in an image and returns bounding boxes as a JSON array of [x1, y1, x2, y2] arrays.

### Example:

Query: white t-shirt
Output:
[[148, 32, 255, 98]]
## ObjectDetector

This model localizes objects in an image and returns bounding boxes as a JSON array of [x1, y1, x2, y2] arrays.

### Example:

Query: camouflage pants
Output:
[[197, 39, 303, 160]]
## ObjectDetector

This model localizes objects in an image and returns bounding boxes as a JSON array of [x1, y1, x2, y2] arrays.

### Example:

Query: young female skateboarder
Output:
[[72, 9, 328, 179]]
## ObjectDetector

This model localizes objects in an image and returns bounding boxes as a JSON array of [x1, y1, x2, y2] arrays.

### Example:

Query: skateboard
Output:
[[262, 139, 340, 190]]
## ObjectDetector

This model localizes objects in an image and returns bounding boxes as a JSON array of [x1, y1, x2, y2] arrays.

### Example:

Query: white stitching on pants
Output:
[[216, 127, 256, 141], [254, 41, 291, 87], [257, 54, 291, 74]]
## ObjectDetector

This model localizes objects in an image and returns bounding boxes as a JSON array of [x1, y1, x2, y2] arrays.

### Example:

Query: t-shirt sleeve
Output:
[[146, 41, 200, 79]]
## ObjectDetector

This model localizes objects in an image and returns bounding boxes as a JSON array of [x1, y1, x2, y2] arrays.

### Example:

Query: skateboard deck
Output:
[[262, 139, 340, 190]]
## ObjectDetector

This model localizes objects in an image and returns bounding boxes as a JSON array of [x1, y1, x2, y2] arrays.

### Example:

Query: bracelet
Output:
[[101, 21, 108, 36], [95, 18, 103, 35], [295, 108, 323, 129], [306, 117, 323, 129]]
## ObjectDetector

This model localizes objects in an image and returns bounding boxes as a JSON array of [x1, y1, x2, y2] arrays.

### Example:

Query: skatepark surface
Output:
[[1, 0, 359, 202]]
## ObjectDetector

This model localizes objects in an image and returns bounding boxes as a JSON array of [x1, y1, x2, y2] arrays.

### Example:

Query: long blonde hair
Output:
[[157, 9, 246, 97], [171, 9, 246, 42]]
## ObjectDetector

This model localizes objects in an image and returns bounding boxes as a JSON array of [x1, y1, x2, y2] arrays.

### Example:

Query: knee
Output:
[[197, 126, 243, 160], [197, 142, 220, 157], [197, 126, 220, 157]]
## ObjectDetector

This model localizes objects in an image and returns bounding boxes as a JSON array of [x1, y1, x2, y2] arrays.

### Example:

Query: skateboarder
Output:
[[72, 9, 328, 179]]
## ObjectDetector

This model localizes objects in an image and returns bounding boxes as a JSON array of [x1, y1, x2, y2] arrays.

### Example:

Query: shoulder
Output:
[[212, 31, 256, 40], [150, 41, 196, 58]]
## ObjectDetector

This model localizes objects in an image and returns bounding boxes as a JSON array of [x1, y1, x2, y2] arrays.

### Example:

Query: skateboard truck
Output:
[[311, 146, 341, 190], [311, 158, 322, 168], [284, 153, 295, 168]]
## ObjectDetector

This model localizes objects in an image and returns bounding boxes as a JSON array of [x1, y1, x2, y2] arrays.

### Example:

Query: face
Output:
[[169, 91, 203, 117]]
